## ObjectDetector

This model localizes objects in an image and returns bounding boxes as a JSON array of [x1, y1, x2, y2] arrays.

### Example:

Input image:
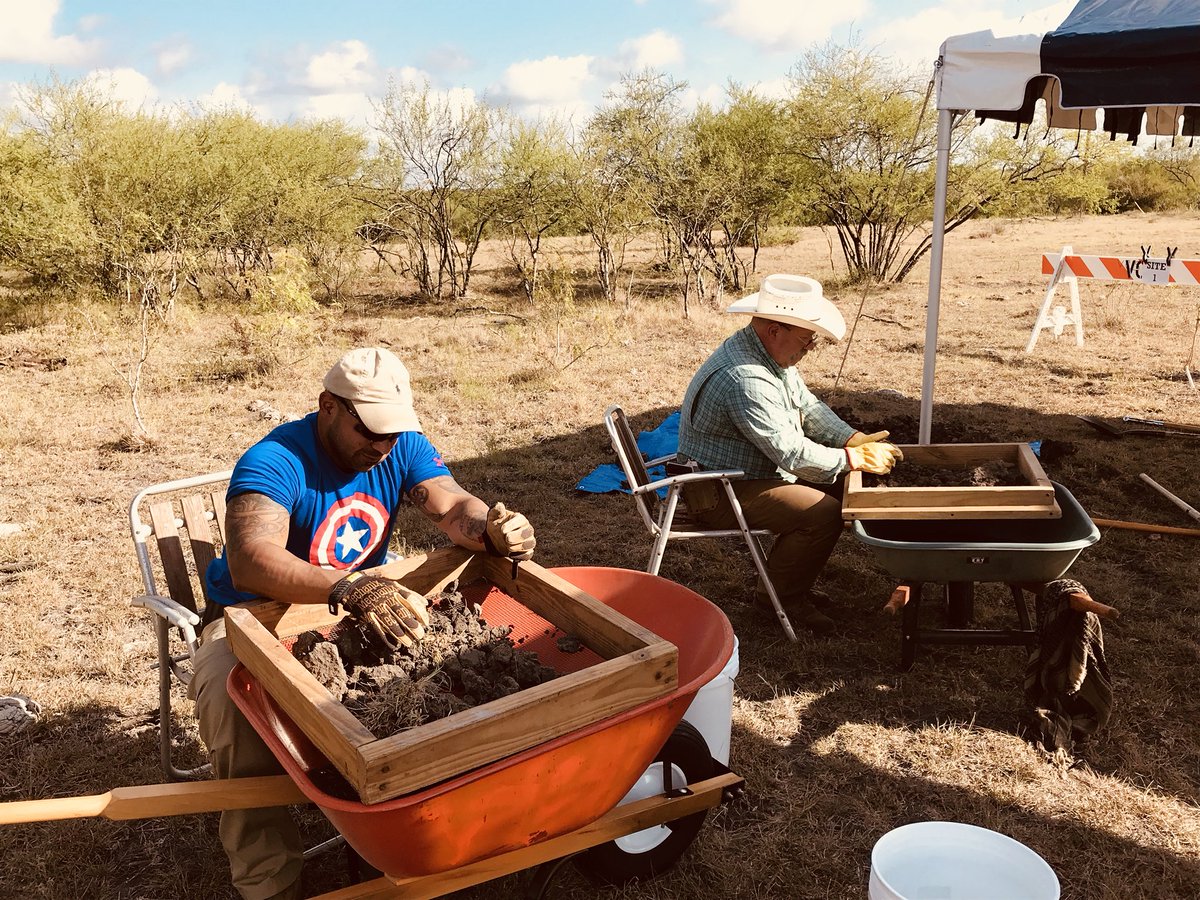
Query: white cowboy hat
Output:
[[725, 273, 847, 341]]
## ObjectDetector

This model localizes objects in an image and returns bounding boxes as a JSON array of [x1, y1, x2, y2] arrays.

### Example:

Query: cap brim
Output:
[[354, 401, 422, 434]]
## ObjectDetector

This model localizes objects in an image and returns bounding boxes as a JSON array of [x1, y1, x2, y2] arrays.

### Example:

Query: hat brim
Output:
[[353, 400, 422, 435], [726, 292, 847, 341]]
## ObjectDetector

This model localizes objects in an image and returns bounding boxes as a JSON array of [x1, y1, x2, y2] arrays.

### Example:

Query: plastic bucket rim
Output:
[[870, 821, 1060, 900]]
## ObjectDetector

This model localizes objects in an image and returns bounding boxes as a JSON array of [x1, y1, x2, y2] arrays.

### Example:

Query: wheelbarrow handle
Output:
[[0, 774, 307, 825], [1068, 592, 1120, 621]]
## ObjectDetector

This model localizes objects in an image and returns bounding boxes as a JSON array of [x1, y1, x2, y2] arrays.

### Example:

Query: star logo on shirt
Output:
[[310, 493, 390, 569], [335, 522, 368, 560]]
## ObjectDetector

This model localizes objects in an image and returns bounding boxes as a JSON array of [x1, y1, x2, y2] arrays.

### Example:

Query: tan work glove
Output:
[[845, 441, 904, 475], [483, 502, 536, 561], [846, 430, 890, 448], [328, 572, 430, 651]]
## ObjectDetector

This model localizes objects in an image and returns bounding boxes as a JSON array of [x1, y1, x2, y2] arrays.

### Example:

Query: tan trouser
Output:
[[190, 618, 303, 900], [683, 477, 844, 603]]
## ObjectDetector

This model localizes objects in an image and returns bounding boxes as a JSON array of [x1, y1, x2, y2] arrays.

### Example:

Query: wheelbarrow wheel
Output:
[[573, 720, 714, 885]]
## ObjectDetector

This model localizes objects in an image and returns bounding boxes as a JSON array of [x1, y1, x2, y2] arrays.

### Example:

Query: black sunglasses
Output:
[[336, 395, 400, 443]]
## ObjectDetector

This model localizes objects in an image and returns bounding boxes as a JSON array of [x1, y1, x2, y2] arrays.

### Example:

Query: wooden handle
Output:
[[1138, 474, 1200, 523], [0, 775, 307, 825], [1092, 517, 1200, 538], [882, 585, 910, 615], [1068, 592, 1119, 621], [1161, 420, 1200, 433]]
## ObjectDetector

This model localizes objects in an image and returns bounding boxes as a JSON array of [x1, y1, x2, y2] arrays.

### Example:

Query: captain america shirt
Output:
[[204, 412, 451, 606]]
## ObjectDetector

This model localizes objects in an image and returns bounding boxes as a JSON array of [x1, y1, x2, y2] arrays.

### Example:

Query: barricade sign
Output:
[[1027, 244, 1200, 352]]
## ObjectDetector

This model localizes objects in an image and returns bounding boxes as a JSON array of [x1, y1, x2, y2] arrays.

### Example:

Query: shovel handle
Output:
[[1139, 474, 1200, 523], [1092, 517, 1200, 537], [0, 774, 307, 825], [1124, 416, 1200, 433]]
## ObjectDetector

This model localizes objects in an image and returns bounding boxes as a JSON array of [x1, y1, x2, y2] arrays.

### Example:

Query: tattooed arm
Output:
[[407, 475, 491, 550], [224, 492, 344, 604]]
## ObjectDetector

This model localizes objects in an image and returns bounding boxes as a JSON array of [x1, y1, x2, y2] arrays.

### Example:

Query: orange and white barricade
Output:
[[1026, 244, 1200, 351]]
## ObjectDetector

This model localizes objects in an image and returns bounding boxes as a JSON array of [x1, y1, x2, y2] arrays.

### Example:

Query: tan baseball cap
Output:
[[323, 347, 422, 434]]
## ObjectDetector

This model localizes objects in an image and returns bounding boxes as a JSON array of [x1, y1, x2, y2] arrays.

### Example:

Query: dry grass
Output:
[[1, 212, 1198, 899]]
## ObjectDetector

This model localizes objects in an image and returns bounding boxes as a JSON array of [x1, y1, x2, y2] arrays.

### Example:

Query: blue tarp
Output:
[[577, 411, 680, 497]]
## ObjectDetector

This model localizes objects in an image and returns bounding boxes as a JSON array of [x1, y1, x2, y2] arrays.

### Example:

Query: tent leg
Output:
[[919, 107, 954, 445]]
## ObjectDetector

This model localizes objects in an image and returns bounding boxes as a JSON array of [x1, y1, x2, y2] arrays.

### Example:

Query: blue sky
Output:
[[0, 0, 1076, 126]]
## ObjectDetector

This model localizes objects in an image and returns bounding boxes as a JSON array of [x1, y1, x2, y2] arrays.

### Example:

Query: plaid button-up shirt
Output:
[[677, 324, 856, 484]]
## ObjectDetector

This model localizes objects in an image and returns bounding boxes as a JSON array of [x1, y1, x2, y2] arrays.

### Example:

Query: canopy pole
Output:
[[919, 107, 953, 444]]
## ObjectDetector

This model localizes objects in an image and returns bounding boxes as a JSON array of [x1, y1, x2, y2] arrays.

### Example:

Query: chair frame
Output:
[[129, 470, 233, 780], [603, 405, 798, 641]]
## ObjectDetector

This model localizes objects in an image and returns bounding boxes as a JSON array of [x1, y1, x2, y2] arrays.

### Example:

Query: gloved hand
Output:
[[846, 430, 890, 448], [327, 572, 430, 651], [483, 502, 536, 561], [845, 441, 904, 474]]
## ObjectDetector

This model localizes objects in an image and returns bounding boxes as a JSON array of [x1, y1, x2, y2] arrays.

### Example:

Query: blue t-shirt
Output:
[[205, 413, 452, 605]]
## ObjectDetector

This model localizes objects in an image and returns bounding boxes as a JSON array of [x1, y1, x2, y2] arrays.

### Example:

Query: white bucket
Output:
[[869, 822, 1060, 900], [608, 636, 739, 855], [680, 635, 739, 765]]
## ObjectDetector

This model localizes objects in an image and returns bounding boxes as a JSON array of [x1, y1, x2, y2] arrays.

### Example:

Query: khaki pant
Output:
[[191, 618, 303, 900], [682, 477, 844, 603]]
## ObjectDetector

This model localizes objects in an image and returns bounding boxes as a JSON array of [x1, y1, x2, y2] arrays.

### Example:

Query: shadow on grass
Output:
[[3, 388, 1196, 899], [441, 386, 1200, 897]]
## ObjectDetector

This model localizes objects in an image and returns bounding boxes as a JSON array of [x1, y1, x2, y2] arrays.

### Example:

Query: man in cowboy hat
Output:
[[676, 274, 902, 635]]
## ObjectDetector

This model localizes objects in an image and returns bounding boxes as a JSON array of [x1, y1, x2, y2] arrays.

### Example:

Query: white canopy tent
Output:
[[918, 0, 1200, 442]]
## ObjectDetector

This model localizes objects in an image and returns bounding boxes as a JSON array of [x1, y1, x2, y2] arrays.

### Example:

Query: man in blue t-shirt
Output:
[[191, 347, 536, 900]]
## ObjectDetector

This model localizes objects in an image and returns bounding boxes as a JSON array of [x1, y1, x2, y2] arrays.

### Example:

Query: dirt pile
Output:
[[865, 461, 1022, 488], [291, 580, 559, 736]]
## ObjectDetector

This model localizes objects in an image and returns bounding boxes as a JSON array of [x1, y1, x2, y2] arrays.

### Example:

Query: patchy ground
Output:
[[1, 213, 1198, 899]]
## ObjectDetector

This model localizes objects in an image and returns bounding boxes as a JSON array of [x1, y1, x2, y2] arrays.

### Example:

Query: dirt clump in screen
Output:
[[290, 580, 559, 736], [864, 461, 1022, 488]]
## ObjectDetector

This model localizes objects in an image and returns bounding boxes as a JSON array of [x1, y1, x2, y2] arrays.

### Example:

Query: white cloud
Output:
[[83, 67, 158, 111], [305, 91, 375, 127], [747, 75, 791, 101], [708, 0, 870, 52], [0, 0, 99, 65], [305, 39, 375, 91], [618, 30, 684, 70], [499, 54, 594, 104], [198, 81, 260, 115], [865, 0, 1076, 72], [385, 65, 434, 88], [156, 43, 191, 77], [0, 80, 19, 111]]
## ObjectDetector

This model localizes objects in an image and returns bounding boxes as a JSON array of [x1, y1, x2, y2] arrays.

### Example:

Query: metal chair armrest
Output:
[[632, 469, 747, 495], [132, 593, 202, 653], [644, 452, 677, 467]]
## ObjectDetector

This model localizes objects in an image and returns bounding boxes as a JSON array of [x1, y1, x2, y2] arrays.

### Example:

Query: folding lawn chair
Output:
[[130, 470, 349, 862], [603, 405, 799, 641], [129, 470, 232, 781]]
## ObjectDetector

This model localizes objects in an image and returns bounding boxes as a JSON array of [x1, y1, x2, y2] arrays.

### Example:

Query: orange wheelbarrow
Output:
[[0, 568, 744, 899]]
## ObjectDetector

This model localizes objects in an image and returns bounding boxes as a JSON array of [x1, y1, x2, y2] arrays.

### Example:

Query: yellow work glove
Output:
[[483, 502, 536, 561], [845, 441, 904, 475], [328, 573, 430, 651], [846, 430, 890, 448]]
